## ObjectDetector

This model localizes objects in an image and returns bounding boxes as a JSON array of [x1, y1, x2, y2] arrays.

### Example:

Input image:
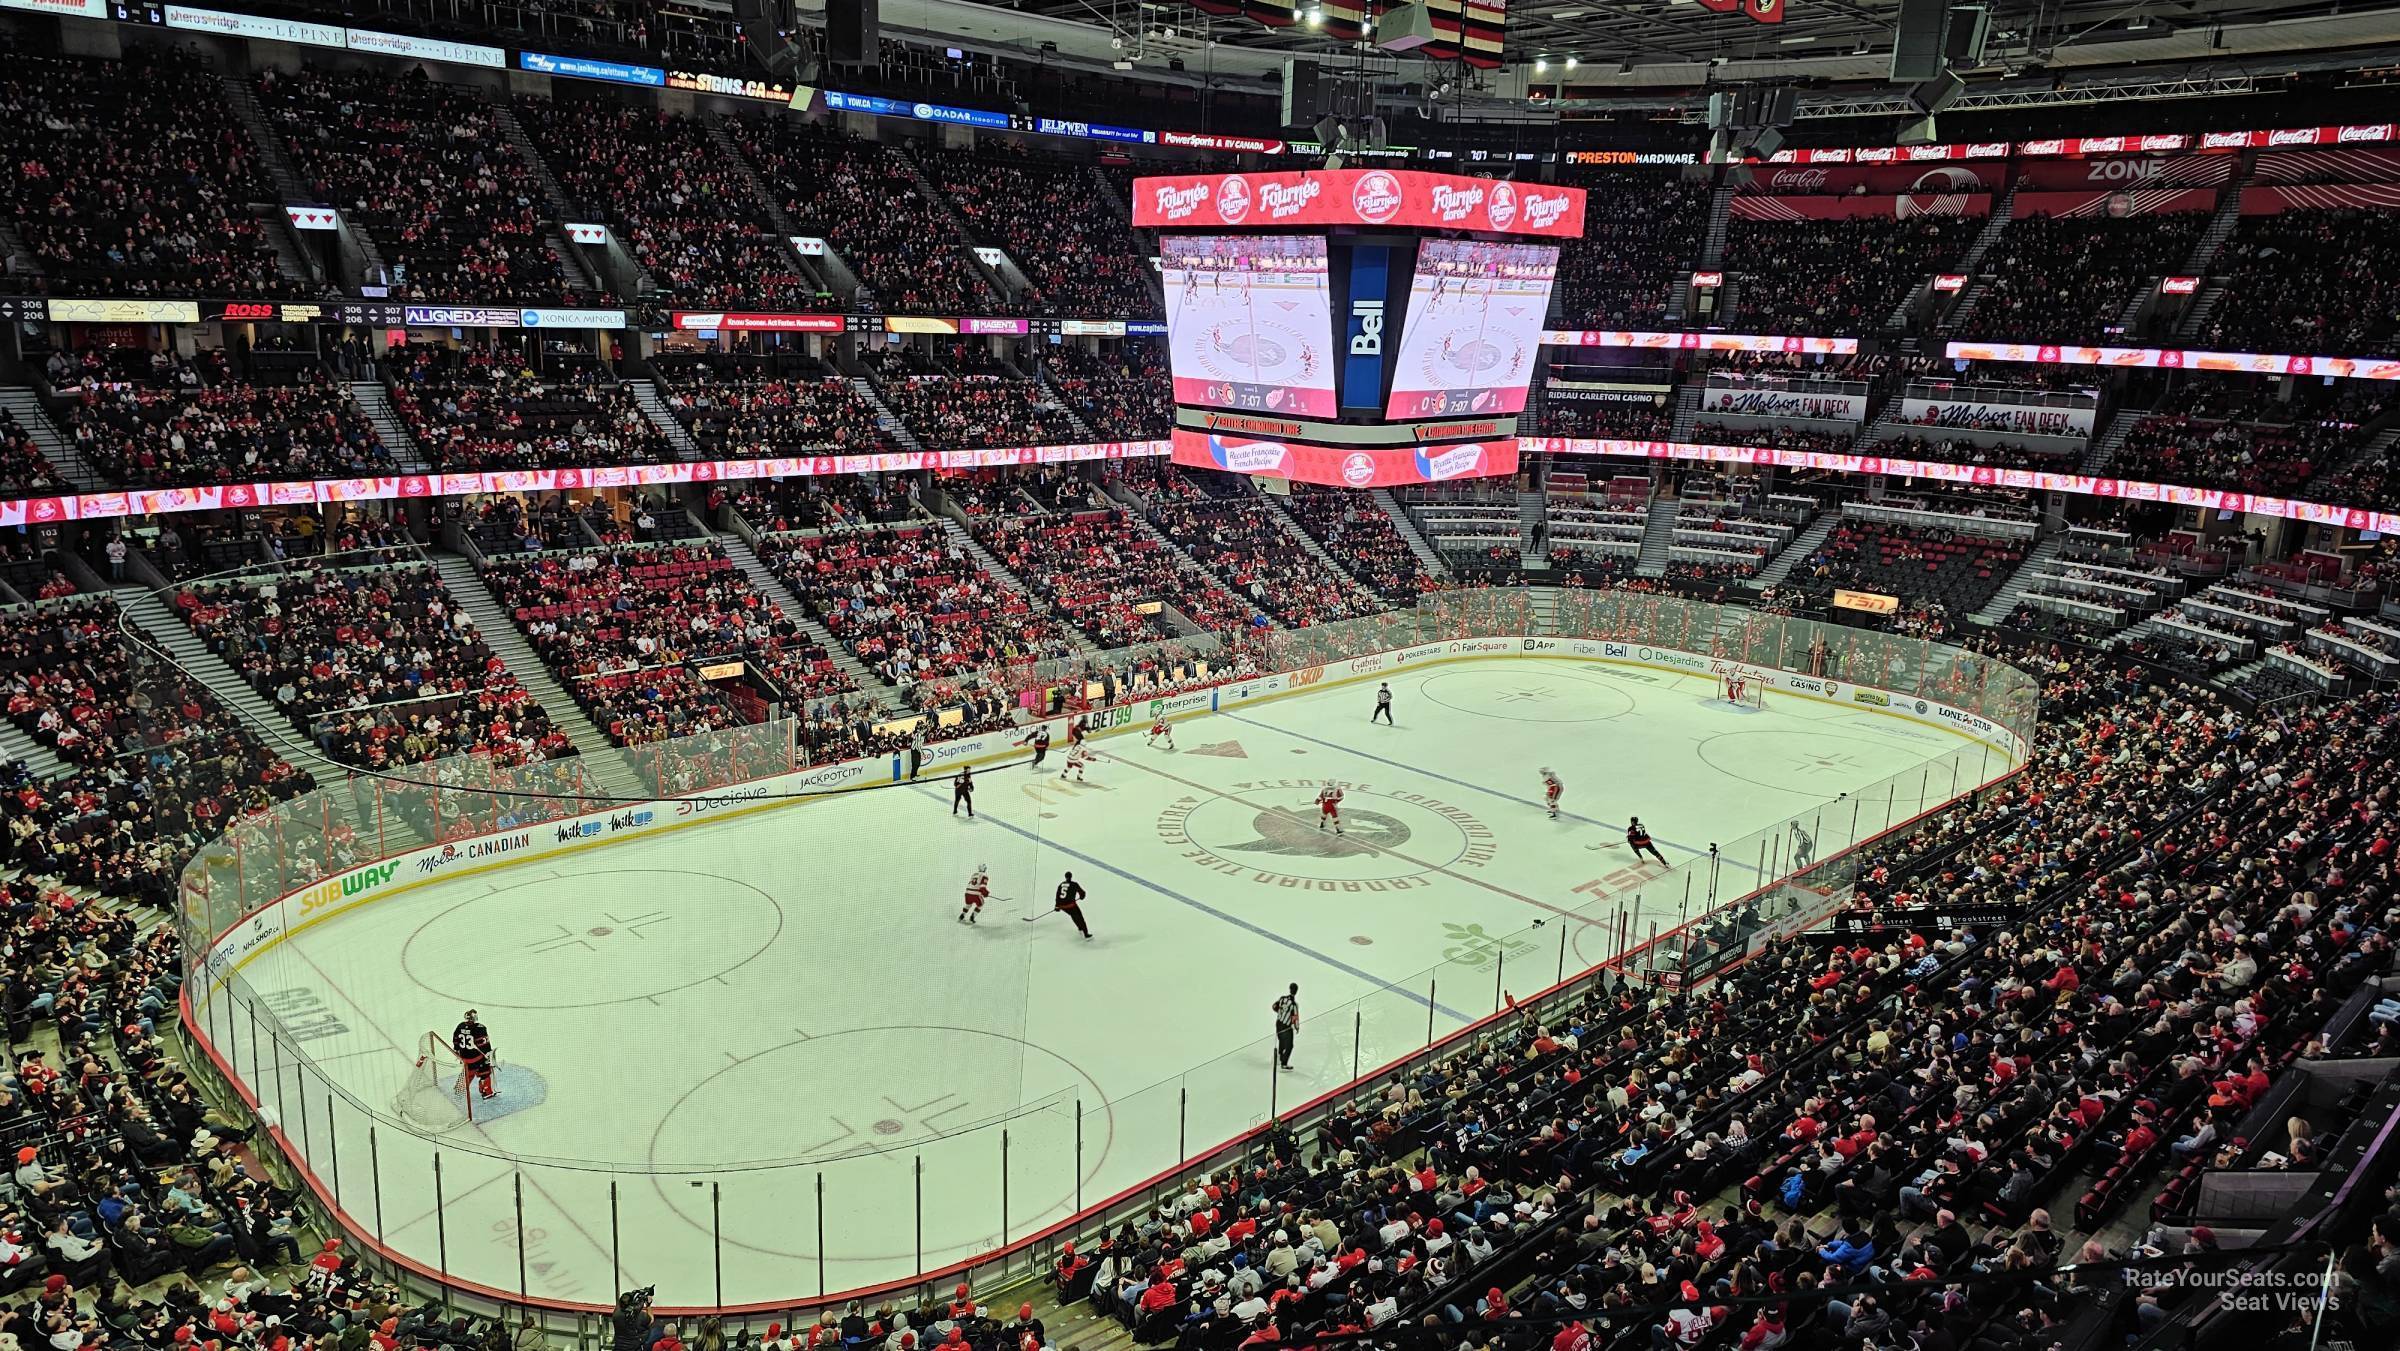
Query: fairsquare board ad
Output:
[[1384, 240, 1559, 419], [1171, 427, 1518, 488], [1161, 235, 1339, 419]]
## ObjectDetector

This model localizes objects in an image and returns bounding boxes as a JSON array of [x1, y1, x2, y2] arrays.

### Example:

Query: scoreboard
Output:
[[1134, 169, 1585, 489]]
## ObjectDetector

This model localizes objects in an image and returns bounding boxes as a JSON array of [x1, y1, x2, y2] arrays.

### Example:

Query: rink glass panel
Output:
[[173, 590, 2036, 1313]]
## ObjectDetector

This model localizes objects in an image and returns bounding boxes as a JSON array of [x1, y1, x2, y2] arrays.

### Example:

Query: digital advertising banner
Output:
[[1134, 169, 1586, 238], [1170, 427, 1518, 488]]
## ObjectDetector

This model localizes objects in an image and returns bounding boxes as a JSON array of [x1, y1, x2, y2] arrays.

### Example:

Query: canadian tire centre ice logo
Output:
[[1353, 170, 1404, 223], [1218, 174, 1254, 223]]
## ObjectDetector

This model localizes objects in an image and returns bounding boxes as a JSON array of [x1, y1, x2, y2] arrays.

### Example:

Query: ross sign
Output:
[[1832, 589, 1900, 615], [518, 50, 664, 87]]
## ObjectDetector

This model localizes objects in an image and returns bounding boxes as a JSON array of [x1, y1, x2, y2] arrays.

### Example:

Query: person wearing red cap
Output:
[[945, 1283, 975, 1321]]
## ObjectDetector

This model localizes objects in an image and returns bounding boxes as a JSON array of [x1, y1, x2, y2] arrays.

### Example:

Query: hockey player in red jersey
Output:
[[1145, 715, 1176, 751], [959, 866, 992, 924], [1541, 768, 1563, 820], [1316, 782, 1345, 835]]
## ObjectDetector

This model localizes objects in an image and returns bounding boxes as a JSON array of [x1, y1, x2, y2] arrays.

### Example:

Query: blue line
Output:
[[906, 784, 1473, 1022], [1219, 710, 1765, 876]]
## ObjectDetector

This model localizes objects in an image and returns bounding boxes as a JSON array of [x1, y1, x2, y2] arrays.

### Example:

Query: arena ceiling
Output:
[[875, 0, 2400, 103]]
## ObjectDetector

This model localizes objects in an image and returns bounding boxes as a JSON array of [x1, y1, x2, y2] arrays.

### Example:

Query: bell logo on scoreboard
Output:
[[1353, 170, 1405, 223], [1349, 299, 1384, 357]]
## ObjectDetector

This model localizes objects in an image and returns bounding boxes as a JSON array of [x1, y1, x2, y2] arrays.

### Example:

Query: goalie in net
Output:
[[391, 1011, 497, 1133], [1717, 667, 1766, 711]]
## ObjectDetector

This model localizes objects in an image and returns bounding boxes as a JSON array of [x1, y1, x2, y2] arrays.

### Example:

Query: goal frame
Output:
[[1715, 665, 1767, 711], [391, 1030, 474, 1133]]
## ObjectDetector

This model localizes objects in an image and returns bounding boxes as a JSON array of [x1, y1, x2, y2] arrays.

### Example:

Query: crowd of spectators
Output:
[[718, 475, 919, 535], [1283, 482, 1439, 602], [761, 525, 1080, 701], [653, 354, 890, 460], [968, 508, 1247, 646], [1, 408, 70, 496], [2112, 410, 2340, 497], [1967, 209, 2210, 343], [735, 113, 989, 314], [173, 562, 576, 769], [922, 144, 1158, 316], [0, 50, 294, 298], [517, 101, 819, 310], [387, 344, 674, 471], [1042, 344, 1173, 439], [260, 66, 576, 304], [1533, 391, 1675, 441], [53, 349, 390, 488], [1786, 518, 2026, 627], [867, 347, 1086, 448], [2201, 206, 2400, 357], [1, 599, 308, 905], [1145, 495, 1379, 629], [1725, 214, 1978, 331], [1552, 169, 1712, 328], [1878, 434, 2057, 475]]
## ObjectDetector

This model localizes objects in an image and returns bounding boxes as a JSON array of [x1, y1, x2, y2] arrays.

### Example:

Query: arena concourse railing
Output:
[[165, 584, 2039, 1328]]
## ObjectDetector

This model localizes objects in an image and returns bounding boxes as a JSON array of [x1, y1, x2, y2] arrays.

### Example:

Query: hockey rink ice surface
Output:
[[209, 659, 2008, 1307]]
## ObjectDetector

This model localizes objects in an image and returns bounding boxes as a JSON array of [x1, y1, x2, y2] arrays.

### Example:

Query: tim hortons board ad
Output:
[[1134, 169, 1587, 238], [1170, 427, 1518, 488]]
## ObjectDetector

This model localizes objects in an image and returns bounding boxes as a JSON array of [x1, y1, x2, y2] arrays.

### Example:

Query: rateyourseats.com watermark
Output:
[[2129, 1265, 2341, 1312]]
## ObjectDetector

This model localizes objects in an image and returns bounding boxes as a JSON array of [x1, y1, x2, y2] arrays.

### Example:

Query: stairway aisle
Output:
[[1, 388, 110, 492], [716, 534, 903, 710], [429, 555, 647, 801], [1749, 513, 1838, 590], [1372, 489, 1449, 579], [1970, 535, 2067, 626], [350, 382, 430, 473], [629, 379, 701, 457], [1634, 496, 1678, 578], [120, 590, 355, 794]]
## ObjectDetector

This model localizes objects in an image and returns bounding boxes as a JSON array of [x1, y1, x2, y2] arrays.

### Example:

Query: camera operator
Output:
[[612, 1287, 656, 1351]]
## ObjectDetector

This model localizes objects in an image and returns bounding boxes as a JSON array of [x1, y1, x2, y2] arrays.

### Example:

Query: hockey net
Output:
[[1716, 665, 1766, 711], [391, 1031, 472, 1133]]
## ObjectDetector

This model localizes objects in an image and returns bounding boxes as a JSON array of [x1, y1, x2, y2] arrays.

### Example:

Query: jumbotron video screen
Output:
[[1383, 239, 1559, 419], [1159, 234, 1338, 418]]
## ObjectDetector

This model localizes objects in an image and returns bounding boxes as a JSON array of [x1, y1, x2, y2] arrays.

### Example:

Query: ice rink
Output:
[[203, 656, 2010, 1308]]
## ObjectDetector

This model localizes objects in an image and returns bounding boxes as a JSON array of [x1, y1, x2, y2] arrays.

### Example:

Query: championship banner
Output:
[[1284, 0, 1509, 66]]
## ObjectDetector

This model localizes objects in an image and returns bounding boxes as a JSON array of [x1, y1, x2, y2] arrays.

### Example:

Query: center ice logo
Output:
[[1228, 805, 1410, 857]]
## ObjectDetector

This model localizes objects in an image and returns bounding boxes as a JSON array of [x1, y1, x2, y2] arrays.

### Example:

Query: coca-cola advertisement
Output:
[[1728, 193, 1991, 221], [1740, 162, 2003, 195]]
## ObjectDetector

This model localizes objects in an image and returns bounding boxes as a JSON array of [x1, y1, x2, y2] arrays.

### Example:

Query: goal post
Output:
[[391, 1031, 473, 1133], [1715, 665, 1767, 711]]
